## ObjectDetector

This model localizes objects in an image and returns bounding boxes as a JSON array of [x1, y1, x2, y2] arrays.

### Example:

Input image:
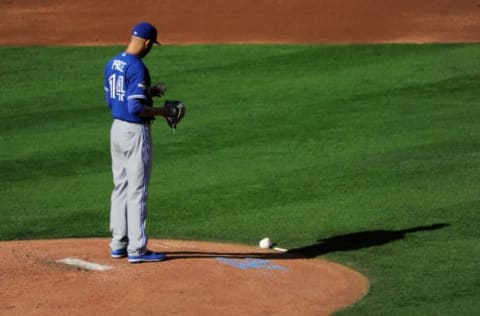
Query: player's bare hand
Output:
[[149, 83, 167, 97]]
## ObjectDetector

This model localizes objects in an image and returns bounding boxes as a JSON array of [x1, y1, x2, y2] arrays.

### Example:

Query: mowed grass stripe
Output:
[[0, 44, 479, 315]]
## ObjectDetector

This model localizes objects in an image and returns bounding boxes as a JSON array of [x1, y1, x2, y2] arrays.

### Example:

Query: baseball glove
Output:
[[164, 100, 186, 129]]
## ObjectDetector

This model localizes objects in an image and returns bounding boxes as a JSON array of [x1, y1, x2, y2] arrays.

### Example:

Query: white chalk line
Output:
[[151, 242, 199, 250], [153, 242, 288, 253], [56, 257, 113, 271]]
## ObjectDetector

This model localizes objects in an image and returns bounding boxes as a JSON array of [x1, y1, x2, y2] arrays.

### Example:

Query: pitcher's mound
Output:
[[0, 238, 368, 315]]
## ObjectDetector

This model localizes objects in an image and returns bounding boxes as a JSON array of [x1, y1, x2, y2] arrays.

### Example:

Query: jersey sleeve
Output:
[[127, 64, 150, 100], [126, 62, 152, 115]]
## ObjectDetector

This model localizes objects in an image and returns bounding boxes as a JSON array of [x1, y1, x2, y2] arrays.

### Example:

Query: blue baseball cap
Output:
[[132, 22, 160, 45]]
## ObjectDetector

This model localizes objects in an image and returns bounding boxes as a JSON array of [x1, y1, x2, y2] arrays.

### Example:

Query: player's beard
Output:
[[140, 44, 153, 58]]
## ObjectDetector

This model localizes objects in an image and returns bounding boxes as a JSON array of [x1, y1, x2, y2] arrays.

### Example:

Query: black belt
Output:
[[115, 118, 151, 125]]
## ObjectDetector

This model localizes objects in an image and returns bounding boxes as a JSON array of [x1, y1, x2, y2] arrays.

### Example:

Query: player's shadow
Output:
[[282, 223, 450, 259], [165, 223, 450, 260]]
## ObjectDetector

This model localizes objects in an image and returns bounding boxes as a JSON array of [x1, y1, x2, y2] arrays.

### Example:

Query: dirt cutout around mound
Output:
[[1, 0, 480, 45], [0, 239, 369, 316]]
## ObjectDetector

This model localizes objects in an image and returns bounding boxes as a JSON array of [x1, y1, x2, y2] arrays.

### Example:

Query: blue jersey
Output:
[[104, 52, 153, 123]]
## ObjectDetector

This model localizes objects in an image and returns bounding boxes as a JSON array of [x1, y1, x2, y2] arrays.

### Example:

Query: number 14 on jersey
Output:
[[108, 74, 126, 101]]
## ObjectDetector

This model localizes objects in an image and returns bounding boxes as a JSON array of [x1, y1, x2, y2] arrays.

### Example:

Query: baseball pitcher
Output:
[[104, 22, 185, 263]]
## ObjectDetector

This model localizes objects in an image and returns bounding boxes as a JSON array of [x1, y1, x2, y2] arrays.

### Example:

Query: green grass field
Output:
[[1, 44, 479, 315]]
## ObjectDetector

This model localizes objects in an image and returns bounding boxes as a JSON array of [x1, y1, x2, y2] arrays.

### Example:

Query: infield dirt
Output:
[[1, 0, 479, 45]]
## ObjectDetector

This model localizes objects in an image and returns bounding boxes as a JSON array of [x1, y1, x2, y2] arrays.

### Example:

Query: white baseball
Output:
[[259, 237, 272, 249]]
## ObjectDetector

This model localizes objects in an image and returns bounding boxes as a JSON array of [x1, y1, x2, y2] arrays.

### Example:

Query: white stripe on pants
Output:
[[110, 119, 152, 256]]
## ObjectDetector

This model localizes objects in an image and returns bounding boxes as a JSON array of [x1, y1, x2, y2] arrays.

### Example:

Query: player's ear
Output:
[[145, 39, 153, 47]]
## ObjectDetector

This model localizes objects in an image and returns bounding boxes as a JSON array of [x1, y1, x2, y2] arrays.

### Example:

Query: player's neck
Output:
[[126, 37, 146, 57]]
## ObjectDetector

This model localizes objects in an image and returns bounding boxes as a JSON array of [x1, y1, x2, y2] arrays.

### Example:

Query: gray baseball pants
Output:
[[109, 119, 152, 256]]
